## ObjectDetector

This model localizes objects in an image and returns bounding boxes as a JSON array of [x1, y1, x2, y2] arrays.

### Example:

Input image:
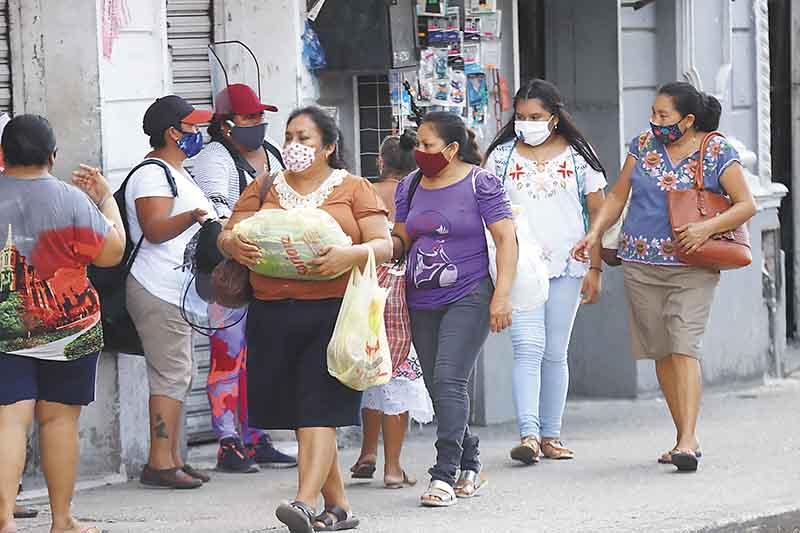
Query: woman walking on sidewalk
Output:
[[484, 79, 607, 465], [191, 83, 296, 473], [0, 115, 126, 533], [219, 106, 391, 532], [350, 131, 434, 489], [392, 112, 517, 507], [572, 82, 757, 472]]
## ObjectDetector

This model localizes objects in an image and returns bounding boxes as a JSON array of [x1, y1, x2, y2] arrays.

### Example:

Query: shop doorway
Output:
[[517, 0, 546, 84]]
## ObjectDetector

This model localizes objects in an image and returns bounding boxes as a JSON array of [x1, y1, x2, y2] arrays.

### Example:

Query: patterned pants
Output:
[[206, 305, 266, 445]]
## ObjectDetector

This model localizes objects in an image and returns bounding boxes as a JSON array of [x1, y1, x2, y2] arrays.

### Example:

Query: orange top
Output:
[[227, 173, 388, 301]]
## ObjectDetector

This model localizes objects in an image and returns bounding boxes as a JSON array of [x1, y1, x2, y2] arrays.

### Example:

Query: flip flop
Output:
[[13, 504, 38, 519], [384, 470, 417, 489], [312, 506, 360, 531], [658, 447, 702, 464], [349, 461, 376, 479], [276, 501, 316, 533], [671, 450, 699, 472]]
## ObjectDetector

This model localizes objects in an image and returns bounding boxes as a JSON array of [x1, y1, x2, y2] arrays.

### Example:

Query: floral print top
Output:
[[619, 130, 740, 266], [485, 140, 607, 278]]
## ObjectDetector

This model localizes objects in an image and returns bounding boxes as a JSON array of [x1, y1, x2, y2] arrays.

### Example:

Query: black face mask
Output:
[[229, 122, 267, 151]]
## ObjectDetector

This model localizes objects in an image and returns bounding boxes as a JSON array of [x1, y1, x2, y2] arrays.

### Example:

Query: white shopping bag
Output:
[[327, 247, 392, 391], [486, 206, 550, 312]]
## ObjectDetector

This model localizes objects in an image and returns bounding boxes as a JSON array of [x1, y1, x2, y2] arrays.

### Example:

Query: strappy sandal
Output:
[[349, 461, 376, 480], [312, 506, 360, 531], [454, 470, 488, 499], [276, 500, 316, 533], [658, 447, 702, 464], [541, 439, 575, 460], [671, 449, 699, 472], [13, 504, 38, 519], [510, 436, 541, 465], [420, 479, 457, 507], [385, 470, 417, 489]]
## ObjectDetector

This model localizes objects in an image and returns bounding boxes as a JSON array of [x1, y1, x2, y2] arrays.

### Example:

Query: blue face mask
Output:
[[177, 131, 204, 158], [650, 120, 684, 145]]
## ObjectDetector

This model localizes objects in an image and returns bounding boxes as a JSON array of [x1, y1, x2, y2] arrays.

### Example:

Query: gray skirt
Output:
[[622, 262, 720, 360]]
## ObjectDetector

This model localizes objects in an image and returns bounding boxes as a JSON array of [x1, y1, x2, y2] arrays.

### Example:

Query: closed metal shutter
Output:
[[0, 0, 13, 113], [167, 0, 215, 443]]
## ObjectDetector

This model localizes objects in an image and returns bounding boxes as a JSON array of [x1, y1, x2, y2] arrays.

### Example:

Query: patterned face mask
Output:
[[281, 142, 316, 173], [650, 120, 684, 145]]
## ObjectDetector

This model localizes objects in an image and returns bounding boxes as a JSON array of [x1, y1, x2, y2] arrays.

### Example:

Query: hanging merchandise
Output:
[[464, 17, 482, 41], [302, 19, 327, 71], [418, 0, 448, 16], [468, 73, 489, 126], [450, 69, 466, 107], [468, 0, 497, 13], [463, 43, 482, 74]]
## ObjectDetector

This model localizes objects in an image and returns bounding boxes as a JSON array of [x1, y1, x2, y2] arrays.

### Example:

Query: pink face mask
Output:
[[281, 142, 316, 173]]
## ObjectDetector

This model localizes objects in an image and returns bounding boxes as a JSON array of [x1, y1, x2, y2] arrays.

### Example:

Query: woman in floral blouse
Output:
[[485, 79, 606, 465], [573, 82, 756, 472]]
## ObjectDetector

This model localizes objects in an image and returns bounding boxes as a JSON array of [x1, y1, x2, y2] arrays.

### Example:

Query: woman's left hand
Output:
[[489, 293, 513, 333], [675, 221, 713, 255], [581, 269, 602, 305], [308, 245, 362, 278]]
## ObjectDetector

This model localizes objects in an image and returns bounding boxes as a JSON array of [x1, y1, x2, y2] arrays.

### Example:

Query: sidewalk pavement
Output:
[[15, 376, 800, 533]]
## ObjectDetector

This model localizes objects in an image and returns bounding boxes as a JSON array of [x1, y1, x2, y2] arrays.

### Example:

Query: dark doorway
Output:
[[517, 0, 546, 84], [768, 0, 794, 338]]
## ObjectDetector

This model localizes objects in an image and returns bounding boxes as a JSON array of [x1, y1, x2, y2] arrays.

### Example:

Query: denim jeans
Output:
[[511, 275, 582, 439], [409, 278, 492, 486]]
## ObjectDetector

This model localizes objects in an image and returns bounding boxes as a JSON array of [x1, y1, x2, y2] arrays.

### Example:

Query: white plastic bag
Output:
[[327, 248, 392, 391], [486, 205, 550, 312]]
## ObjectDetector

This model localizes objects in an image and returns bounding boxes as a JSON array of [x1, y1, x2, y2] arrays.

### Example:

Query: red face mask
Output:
[[414, 145, 453, 177]]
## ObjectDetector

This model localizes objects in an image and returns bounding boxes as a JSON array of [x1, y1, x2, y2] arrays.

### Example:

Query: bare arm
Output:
[[135, 197, 206, 244], [675, 162, 757, 254], [391, 222, 411, 262], [487, 218, 517, 333], [309, 214, 393, 277]]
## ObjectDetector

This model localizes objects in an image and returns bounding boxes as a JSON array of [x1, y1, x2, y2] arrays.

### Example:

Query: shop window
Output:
[[357, 75, 393, 178]]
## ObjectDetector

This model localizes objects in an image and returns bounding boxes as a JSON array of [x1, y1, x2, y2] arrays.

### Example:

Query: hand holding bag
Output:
[[327, 247, 392, 391], [210, 172, 276, 308], [667, 131, 752, 270]]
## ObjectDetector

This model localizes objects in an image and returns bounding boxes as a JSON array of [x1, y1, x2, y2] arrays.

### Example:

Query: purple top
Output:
[[395, 166, 512, 311]]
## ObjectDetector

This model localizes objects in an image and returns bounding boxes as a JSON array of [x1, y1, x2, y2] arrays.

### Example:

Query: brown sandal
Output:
[[541, 439, 575, 460], [384, 470, 417, 489], [510, 436, 541, 465]]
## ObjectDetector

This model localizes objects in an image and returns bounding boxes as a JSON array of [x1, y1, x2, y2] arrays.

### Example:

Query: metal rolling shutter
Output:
[[0, 0, 13, 113], [167, 0, 215, 443]]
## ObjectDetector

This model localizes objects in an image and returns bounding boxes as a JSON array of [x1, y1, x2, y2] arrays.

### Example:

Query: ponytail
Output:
[[658, 82, 721, 132]]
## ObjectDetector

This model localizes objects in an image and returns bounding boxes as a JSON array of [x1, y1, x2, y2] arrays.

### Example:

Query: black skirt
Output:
[[246, 298, 362, 429]]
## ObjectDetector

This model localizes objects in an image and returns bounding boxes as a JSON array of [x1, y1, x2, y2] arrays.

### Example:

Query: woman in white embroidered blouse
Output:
[[218, 106, 392, 532], [484, 79, 606, 465]]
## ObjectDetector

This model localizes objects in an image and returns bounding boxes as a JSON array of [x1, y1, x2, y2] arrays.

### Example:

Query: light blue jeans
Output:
[[511, 275, 583, 439]]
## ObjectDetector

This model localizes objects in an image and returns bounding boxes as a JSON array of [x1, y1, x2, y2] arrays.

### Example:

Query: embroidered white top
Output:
[[485, 140, 607, 278]]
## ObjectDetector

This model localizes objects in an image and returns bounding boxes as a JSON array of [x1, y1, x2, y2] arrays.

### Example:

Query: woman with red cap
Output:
[[191, 84, 296, 473]]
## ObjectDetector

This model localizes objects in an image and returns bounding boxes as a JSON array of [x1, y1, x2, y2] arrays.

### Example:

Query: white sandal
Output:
[[420, 479, 457, 507], [454, 469, 488, 499]]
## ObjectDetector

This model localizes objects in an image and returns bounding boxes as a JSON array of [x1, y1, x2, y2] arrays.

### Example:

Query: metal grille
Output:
[[0, 0, 12, 113], [167, 0, 213, 110]]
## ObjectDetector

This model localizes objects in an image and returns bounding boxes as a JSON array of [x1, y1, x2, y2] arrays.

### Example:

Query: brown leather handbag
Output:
[[667, 131, 752, 271], [210, 172, 277, 308]]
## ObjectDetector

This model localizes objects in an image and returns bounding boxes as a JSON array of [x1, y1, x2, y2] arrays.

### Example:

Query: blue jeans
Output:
[[511, 276, 582, 439]]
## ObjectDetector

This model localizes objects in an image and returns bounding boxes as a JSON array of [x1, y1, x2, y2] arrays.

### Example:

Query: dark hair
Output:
[[485, 79, 606, 175], [207, 113, 234, 142], [657, 81, 721, 132], [1, 114, 57, 167], [419, 111, 483, 166], [379, 129, 417, 178], [287, 106, 347, 169]]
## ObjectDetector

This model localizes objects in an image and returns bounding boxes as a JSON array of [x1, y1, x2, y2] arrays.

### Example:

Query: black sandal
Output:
[[276, 500, 317, 533], [313, 506, 360, 531], [671, 450, 699, 472], [13, 504, 39, 519]]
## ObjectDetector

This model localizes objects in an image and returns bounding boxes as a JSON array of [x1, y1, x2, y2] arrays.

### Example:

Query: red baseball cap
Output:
[[214, 83, 278, 116]]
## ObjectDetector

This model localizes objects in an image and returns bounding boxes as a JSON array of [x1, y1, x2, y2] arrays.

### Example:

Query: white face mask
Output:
[[281, 142, 317, 173], [515, 119, 553, 147]]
